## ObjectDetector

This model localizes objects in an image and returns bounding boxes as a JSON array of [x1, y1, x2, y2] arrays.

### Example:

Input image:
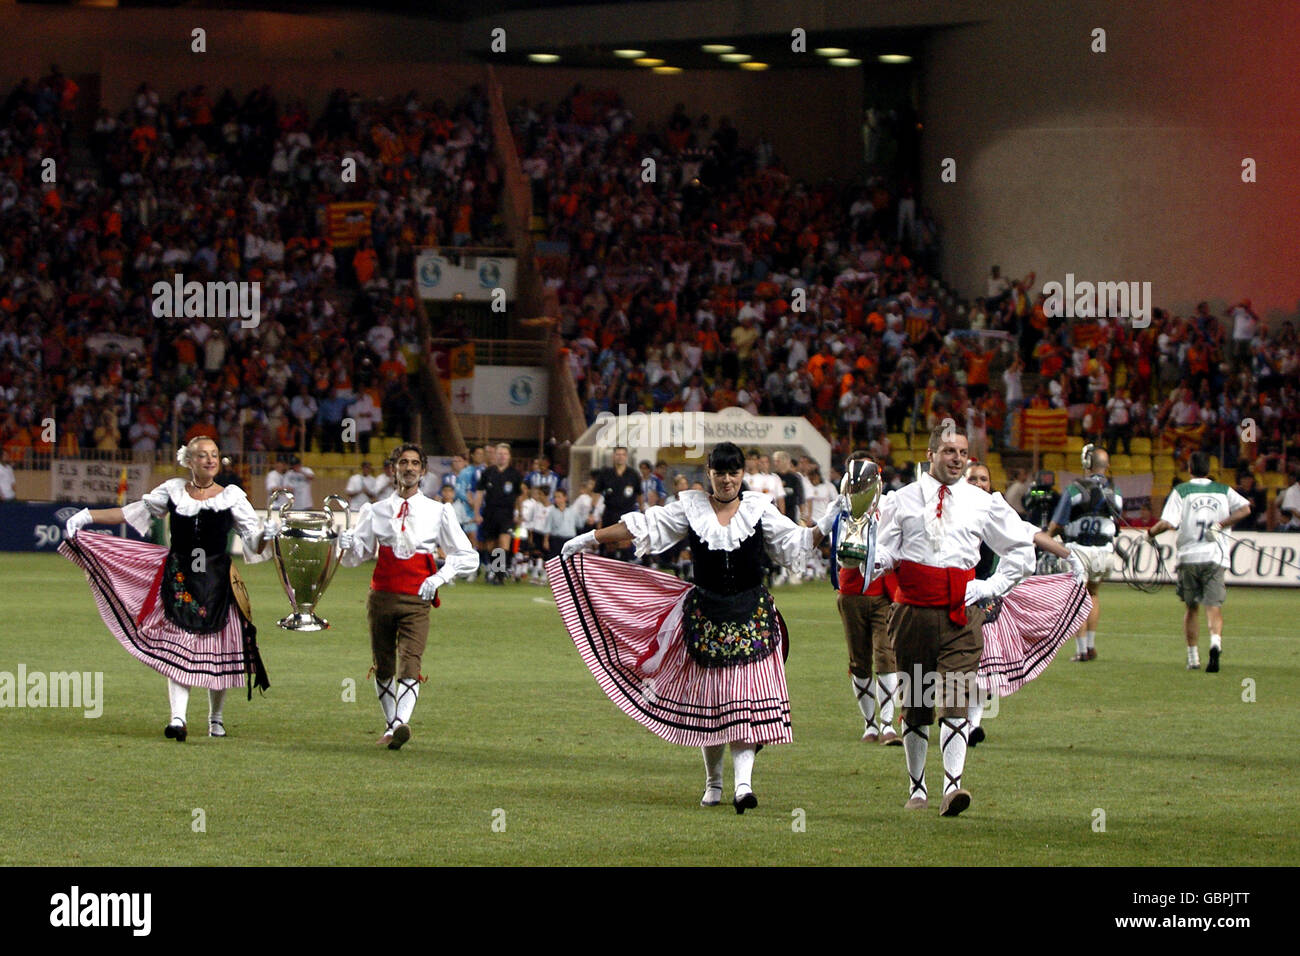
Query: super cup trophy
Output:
[[836, 458, 883, 575], [267, 492, 350, 631]]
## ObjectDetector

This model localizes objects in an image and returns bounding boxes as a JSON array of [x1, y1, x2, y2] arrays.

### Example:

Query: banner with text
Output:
[[0, 502, 151, 552], [50, 461, 152, 505], [1116, 528, 1300, 587]]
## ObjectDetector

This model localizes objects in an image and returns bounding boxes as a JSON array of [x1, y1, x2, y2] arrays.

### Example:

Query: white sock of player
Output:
[[394, 678, 420, 725], [1085, 630, 1096, 650], [375, 676, 397, 732], [702, 744, 724, 797], [208, 688, 226, 724], [877, 672, 900, 727], [167, 679, 190, 724], [852, 675, 877, 727], [731, 743, 755, 797], [939, 717, 970, 796], [1210, 633, 1222, 650], [968, 696, 984, 729], [902, 721, 928, 800], [1076, 634, 1088, 655], [1187, 645, 1200, 667]]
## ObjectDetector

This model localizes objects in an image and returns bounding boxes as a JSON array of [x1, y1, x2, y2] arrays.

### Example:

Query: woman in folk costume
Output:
[[552, 442, 843, 813], [962, 461, 1092, 746], [60, 437, 274, 741]]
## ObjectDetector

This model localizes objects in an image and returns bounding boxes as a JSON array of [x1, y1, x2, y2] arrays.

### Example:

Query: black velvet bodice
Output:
[[161, 500, 234, 634], [687, 518, 766, 596]]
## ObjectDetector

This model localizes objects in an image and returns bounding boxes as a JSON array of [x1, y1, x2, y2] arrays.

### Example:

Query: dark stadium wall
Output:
[[921, 0, 1300, 323], [0, 8, 466, 109], [0, 6, 862, 183]]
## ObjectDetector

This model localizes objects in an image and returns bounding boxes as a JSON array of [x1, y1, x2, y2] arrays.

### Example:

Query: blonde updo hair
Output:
[[176, 436, 219, 469]]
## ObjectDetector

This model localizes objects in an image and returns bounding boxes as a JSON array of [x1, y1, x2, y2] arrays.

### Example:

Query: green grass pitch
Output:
[[0, 551, 1295, 866]]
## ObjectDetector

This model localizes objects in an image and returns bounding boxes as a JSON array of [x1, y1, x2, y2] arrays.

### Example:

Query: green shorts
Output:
[[1176, 563, 1226, 608]]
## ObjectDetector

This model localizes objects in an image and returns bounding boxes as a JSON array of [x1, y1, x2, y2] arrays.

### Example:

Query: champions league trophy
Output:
[[836, 458, 883, 575], [267, 492, 350, 631]]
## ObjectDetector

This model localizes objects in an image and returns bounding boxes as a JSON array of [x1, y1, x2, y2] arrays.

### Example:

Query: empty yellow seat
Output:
[[1131, 437, 1152, 455], [1065, 435, 1084, 453]]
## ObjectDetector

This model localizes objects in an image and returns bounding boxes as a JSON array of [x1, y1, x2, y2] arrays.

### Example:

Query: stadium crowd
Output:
[[514, 85, 1298, 527], [0, 73, 503, 467], [0, 72, 1295, 531]]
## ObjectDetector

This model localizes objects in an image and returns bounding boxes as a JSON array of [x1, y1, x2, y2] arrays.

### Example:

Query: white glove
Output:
[[1206, 522, 1222, 543], [418, 574, 445, 602], [1066, 552, 1087, 584], [562, 530, 599, 558], [964, 578, 996, 606], [815, 499, 844, 536], [338, 529, 356, 552], [264, 518, 283, 538], [64, 508, 93, 540]]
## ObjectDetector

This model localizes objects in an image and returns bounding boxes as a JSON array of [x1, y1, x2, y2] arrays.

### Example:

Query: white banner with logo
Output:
[[471, 366, 549, 415], [1115, 529, 1300, 587], [416, 253, 517, 302], [580, 409, 832, 479], [51, 461, 153, 505]]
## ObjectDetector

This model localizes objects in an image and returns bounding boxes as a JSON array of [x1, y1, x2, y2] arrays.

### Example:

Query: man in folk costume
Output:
[[339, 444, 479, 749], [963, 461, 1090, 746], [872, 423, 1037, 816], [829, 451, 904, 746]]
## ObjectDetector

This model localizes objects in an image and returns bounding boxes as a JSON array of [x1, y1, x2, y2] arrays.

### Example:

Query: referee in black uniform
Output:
[[476, 442, 524, 584], [592, 446, 641, 561]]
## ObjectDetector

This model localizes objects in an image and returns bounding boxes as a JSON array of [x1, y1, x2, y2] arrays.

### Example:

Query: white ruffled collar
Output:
[[679, 489, 768, 551], [164, 477, 249, 516]]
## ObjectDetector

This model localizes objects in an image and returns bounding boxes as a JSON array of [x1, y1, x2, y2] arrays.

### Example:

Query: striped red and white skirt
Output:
[[60, 532, 250, 690], [978, 573, 1093, 697], [546, 554, 793, 748]]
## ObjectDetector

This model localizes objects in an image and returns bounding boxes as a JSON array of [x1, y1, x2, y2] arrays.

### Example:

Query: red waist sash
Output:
[[373, 545, 438, 597], [894, 561, 975, 626], [839, 568, 899, 600]]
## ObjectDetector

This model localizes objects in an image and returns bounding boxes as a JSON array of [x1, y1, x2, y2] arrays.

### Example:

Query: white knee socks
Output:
[[902, 721, 929, 800], [731, 743, 755, 797], [876, 671, 900, 727], [167, 679, 190, 724], [208, 688, 226, 723], [375, 677, 397, 732], [939, 717, 970, 796], [394, 678, 420, 725], [702, 744, 725, 798], [852, 675, 877, 726]]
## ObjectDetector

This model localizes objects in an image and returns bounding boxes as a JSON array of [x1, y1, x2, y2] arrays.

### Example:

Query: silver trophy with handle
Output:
[[836, 458, 883, 575], [267, 492, 350, 631]]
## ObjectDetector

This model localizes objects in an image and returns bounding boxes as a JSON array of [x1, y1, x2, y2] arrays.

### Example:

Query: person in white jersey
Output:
[[1145, 452, 1252, 672]]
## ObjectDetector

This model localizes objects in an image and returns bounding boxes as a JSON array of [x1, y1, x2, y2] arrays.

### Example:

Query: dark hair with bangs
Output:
[[707, 442, 745, 473]]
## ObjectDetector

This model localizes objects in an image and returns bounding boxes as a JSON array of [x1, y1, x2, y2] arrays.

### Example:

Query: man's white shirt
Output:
[[345, 472, 387, 511], [745, 472, 785, 504], [876, 471, 1035, 596], [341, 491, 479, 584], [284, 467, 315, 508]]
